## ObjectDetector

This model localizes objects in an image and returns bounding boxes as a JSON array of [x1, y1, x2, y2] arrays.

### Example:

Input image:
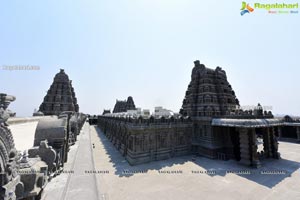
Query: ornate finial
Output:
[[194, 60, 200, 66]]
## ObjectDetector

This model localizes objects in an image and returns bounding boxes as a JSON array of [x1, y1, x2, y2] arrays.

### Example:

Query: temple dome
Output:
[[54, 69, 70, 83]]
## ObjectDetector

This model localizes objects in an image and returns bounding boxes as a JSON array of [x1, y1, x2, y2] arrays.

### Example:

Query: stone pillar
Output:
[[263, 128, 272, 158], [249, 128, 261, 168], [238, 128, 251, 166], [297, 127, 300, 142], [277, 126, 282, 139], [133, 136, 136, 152], [270, 127, 280, 159]]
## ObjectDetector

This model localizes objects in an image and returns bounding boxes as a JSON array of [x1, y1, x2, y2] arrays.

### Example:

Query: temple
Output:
[[38, 69, 79, 115], [179, 61, 280, 168], [112, 96, 136, 113], [94, 60, 297, 167]]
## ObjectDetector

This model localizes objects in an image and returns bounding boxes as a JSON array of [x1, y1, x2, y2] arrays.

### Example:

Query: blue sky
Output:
[[0, 0, 299, 116]]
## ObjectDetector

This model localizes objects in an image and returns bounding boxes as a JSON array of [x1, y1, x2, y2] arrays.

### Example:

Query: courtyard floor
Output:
[[91, 126, 300, 200]]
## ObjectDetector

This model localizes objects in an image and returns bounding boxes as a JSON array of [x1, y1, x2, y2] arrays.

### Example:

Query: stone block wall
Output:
[[97, 116, 193, 165]]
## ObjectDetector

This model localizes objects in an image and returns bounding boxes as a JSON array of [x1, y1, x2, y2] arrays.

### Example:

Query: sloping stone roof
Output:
[[211, 118, 283, 128]]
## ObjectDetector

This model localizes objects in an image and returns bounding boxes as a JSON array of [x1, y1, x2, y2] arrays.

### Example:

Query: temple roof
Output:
[[283, 122, 300, 127], [211, 118, 283, 128]]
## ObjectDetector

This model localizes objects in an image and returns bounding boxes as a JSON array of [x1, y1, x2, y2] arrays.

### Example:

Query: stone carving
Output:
[[28, 140, 56, 174], [0, 94, 18, 189]]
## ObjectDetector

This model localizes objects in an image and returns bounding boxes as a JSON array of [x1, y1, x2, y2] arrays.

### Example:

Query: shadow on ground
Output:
[[92, 125, 300, 189]]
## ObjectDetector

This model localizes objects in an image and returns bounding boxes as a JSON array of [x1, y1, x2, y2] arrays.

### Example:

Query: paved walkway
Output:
[[42, 123, 99, 200]]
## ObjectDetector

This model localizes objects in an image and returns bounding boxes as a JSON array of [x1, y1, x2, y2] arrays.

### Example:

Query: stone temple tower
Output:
[[180, 60, 239, 117], [180, 60, 239, 158], [113, 96, 136, 113], [126, 96, 136, 111], [39, 69, 79, 115]]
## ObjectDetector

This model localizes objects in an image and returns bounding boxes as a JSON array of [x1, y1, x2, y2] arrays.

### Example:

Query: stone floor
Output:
[[91, 126, 300, 200], [41, 123, 99, 200]]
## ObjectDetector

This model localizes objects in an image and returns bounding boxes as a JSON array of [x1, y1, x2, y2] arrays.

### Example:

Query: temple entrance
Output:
[[229, 128, 241, 161]]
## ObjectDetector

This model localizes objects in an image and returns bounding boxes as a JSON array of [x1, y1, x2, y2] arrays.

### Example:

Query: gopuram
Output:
[[95, 60, 300, 168], [38, 69, 79, 115], [113, 96, 136, 113]]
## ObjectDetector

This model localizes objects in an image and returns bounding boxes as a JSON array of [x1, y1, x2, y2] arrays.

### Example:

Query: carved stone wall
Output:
[[98, 116, 193, 165]]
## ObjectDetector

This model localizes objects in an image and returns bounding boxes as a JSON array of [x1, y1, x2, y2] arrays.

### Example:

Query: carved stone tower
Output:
[[180, 60, 239, 118], [180, 60, 239, 158], [39, 69, 79, 115], [113, 96, 136, 113]]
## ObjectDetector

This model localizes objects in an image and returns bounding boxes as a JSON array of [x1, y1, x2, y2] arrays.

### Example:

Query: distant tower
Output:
[[102, 109, 111, 115], [180, 60, 239, 118], [126, 96, 136, 111], [39, 69, 79, 115], [113, 96, 136, 113]]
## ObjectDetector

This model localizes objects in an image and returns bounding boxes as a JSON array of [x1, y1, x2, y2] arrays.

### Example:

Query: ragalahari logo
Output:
[[241, 2, 254, 15]]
